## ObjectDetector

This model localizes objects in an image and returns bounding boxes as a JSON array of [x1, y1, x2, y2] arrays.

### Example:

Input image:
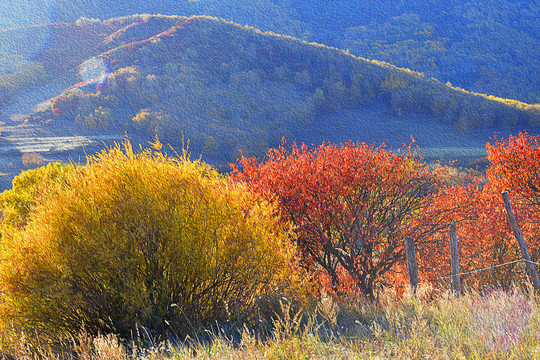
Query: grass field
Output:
[[3, 285, 539, 359]]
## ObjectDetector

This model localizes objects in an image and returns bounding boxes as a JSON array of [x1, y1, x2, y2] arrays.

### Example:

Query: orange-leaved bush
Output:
[[486, 131, 540, 206], [419, 181, 525, 288], [0, 140, 304, 341], [457, 133, 540, 287], [232, 139, 448, 300], [420, 133, 540, 289]]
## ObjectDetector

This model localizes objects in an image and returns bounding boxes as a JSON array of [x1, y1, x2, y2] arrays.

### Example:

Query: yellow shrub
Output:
[[0, 162, 75, 230], [0, 141, 304, 341]]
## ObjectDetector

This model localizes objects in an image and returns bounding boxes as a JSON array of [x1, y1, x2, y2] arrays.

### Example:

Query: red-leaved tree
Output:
[[421, 133, 540, 288], [232, 140, 449, 300]]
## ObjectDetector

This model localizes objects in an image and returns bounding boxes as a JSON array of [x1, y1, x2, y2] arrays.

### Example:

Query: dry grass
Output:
[[2, 286, 540, 359]]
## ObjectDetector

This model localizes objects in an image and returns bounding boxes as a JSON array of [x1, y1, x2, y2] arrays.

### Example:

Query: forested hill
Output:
[[1, 14, 539, 165], [1, 0, 537, 104], [294, 0, 539, 104]]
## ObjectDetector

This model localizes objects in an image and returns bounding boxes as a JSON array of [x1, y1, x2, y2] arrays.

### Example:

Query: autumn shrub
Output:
[[0, 140, 305, 342], [486, 132, 540, 206], [0, 162, 75, 230], [420, 183, 527, 288], [421, 133, 540, 289], [232, 140, 449, 300]]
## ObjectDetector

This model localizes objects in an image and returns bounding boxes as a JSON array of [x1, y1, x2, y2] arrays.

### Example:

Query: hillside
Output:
[[2, 0, 537, 104], [1, 14, 539, 187], [338, 2, 540, 104]]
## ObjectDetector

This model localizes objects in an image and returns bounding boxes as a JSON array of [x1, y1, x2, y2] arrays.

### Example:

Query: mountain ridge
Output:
[[3, 0, 536, 103], [3, 14, 537, 110]]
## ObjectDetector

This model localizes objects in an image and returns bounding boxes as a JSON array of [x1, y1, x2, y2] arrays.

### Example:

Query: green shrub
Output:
[[0, 140, 304, 341]]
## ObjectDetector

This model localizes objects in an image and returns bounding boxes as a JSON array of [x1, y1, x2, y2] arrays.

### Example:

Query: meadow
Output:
[[4, 287, 540, 359]]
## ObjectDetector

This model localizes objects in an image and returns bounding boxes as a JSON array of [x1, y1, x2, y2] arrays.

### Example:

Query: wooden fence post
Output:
[[404, 236, 419, 293], [502, 191, 540, 290], [448, 220, 462, 295]]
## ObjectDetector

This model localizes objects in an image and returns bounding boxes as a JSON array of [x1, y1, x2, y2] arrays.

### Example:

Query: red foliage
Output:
[[51, 94, 79, 117], [232, 133, 540, 297], [232, 139, 449, 300], [421, 133, 540, 289], [486, 132, 540, 206], [52, 106, 63, 117], [420, 183, 523, 288]]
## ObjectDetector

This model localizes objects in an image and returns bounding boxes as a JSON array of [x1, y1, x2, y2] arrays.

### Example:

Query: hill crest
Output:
[[0, 14, 538, 177]]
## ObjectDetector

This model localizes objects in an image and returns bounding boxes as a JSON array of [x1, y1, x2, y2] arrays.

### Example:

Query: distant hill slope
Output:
[[0, 0, 311, 39], [2, 0, 537, 103], [1, 15, 539, 168], [337, 2, 540, 104]]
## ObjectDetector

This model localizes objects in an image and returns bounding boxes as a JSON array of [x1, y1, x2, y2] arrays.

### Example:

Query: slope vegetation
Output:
[[1, 15, 539, 166]]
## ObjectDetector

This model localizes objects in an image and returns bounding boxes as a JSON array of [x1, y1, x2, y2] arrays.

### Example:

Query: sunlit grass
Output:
[[3, 286, 540, 359]]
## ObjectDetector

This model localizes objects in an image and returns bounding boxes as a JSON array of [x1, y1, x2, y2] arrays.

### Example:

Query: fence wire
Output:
[[404, 258, 540, 290], [436, 258, 539, 280]]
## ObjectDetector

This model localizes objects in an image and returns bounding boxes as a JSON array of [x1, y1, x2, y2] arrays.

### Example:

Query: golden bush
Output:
[[0, 140, 304, 341]]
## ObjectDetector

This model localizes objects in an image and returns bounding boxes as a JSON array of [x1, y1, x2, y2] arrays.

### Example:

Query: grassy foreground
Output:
[[3, 286, 540, 360]]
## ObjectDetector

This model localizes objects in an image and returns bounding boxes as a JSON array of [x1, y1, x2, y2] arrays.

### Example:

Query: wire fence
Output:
[[435, 258, 540, 280], [404, 193, 540, 293], [386, 258, 540, 291], [400, 258, 540, 290]]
